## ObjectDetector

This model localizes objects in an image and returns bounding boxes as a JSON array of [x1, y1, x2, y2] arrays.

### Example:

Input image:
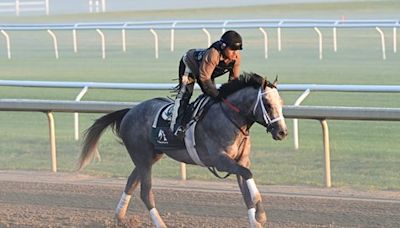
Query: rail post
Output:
[[47, 29, 59, 59], [320, 119, 331, 187], [15, 0, 20, 16], [180, 163, 187, 180], [46, 111, 57, 172], [73, 23, 79, 53], [293, 89, 311, 150], [74, 86, 89, 141], [393, 26, 397, 53], [150, 29, 159, 59], [170, 21, 177, 52], [1, 30, 11, 59], [333, 20, 339, 52], [96, 29, 106, 59], [277, 20, 283, 51], [45, 0, 49, 15], [202, 28, 211, 47], [258, 27, 268, 59], [314, 27, 323, 60], [375, 27, 386, 60], [122, 22, 128, 52]]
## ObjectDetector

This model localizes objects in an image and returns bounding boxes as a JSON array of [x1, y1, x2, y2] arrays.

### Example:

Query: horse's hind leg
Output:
[[139, 162, 167, 228], [115, 168, 140, 220]]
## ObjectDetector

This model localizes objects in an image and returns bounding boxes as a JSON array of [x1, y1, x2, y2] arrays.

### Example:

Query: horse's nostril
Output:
[[279, 129, 287, 137]]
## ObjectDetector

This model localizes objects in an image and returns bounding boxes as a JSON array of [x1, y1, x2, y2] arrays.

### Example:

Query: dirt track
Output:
[[0, 171, 399, 227]]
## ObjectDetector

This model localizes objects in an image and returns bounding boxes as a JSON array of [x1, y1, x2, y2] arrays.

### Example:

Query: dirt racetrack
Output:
[[0, 170, 399, 227]]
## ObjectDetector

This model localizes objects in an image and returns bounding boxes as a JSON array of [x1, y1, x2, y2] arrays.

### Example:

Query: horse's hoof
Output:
[[255, 203, 267, 225], [114, 216, 128, 227], [115, 214, 127, 224], [250, 221, 264, 228], [256, 211, 267, 225]]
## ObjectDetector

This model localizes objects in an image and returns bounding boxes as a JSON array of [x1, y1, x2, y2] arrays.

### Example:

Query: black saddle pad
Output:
[[150, 96, 215, 151], [151, 104, 186, 151]]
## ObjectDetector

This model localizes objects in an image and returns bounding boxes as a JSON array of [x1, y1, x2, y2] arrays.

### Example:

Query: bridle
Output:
[[221, 86, 284, 133], [252, 87, 285, 132]]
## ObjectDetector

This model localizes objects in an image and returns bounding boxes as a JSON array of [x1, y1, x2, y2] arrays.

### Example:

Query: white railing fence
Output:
[[1, 80, 400, 149], [88, 0, 106, 13], [0, 0, 49, 16], [1, 98, 400, 187], [0, 19, 398, 59]]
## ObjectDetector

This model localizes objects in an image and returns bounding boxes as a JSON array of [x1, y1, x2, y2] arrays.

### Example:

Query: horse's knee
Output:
[[214, 157, 253, 180]]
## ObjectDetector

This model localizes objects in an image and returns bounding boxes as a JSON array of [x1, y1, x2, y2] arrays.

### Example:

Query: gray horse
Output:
[[78, 73, 287, 228]]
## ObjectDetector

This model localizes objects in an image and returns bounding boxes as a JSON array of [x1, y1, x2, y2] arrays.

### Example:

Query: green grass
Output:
[[0, 1, 399, 190]]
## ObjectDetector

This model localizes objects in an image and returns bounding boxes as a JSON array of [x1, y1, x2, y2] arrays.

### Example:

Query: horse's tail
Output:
[[78, 108, 130, 171]]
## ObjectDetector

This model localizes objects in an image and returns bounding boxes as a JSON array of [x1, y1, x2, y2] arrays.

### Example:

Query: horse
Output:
[[78, 72, 288, 228]]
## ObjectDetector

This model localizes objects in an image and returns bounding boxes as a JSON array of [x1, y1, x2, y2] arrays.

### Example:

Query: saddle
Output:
[[150, 95, 213, 151]]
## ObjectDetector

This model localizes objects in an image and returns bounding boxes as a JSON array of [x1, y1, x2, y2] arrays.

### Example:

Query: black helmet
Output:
[[220, 30, 243, 50]]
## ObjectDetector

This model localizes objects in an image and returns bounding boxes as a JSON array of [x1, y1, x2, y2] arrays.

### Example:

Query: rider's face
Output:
[[223, 47, 239, 61]]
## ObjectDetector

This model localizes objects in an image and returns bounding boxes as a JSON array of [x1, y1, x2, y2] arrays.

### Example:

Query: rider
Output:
[[170, 30, 243, 137]]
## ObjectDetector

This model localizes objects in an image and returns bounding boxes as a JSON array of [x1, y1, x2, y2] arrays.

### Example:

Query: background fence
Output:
[[1, 98, 399, 187], [0, 0, 49, 16], [0, 19, 398, 60], [1, 80, 400, 187]]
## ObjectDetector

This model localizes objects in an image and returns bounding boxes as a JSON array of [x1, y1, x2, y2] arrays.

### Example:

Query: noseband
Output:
[[252, 87, 284, 132]]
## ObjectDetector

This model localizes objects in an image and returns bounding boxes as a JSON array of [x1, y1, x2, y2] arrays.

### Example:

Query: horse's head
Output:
[[252, 76, 288, 140], [219, 72, 288, 140]]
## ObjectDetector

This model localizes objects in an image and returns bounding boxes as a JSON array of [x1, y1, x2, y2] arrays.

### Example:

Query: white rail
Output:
[[0, 0, 49, 16], [0, 19, 398, 59], [2, 80, 400, 145], [2, 80, 400, 92], [1, 99, 400, 187]]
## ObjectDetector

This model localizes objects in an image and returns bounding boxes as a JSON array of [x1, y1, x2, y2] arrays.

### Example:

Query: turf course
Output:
[[0, 1, 399, 190]]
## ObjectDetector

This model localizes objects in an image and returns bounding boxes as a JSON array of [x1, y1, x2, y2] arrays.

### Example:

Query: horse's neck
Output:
[[228, 87, 257, 113], [222, 87, 257, 129]]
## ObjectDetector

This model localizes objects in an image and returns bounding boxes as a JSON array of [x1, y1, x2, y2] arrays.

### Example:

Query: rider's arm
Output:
[[229, 52, 241, 81], [199, 49, 220, 98]]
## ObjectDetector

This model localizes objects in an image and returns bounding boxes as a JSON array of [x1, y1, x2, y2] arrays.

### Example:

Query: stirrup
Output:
[[174, 126, 186, 139]]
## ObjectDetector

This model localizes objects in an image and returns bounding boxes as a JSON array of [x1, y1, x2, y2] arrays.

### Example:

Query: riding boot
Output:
[[170, 77, 191, 138]]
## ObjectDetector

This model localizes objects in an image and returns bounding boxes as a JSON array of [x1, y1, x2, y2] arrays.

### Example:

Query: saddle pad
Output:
[[150, 99, 210, 166], [151, 103, 186, 150]]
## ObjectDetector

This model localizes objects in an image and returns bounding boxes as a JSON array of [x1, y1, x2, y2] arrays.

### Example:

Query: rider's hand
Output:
[[216, 92, 226, 101]]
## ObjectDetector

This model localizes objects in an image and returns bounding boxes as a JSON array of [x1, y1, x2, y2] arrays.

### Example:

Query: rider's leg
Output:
[[170, 58, 194, 135], [171, 78, 193, 135]]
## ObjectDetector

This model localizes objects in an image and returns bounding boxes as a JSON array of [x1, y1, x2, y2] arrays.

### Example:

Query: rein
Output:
[[222, 99, 240, 113], [208, 166, 231, 179], [220, 101, 250, 136]]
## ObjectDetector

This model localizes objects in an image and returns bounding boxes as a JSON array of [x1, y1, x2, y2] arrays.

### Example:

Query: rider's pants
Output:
[[170, 58, 195, 133]]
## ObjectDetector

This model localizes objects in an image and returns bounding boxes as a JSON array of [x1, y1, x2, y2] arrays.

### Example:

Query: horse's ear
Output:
[[262, 77, 268, 88], [273, 75, 278, 86]]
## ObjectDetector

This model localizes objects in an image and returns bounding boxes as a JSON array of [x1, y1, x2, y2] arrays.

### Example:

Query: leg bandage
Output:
[[150, 208, 166, 228], [246, 178, 260, 203], [248, 208, 258, 228], [115, 192, 131, 215]]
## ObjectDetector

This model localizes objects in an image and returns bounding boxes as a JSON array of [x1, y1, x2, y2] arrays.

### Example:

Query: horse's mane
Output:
[[218, 72, 269, 98]]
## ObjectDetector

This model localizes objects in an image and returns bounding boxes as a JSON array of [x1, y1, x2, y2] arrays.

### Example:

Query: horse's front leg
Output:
[[237, 174, 267, 227], [213, 154, 265, 227]]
